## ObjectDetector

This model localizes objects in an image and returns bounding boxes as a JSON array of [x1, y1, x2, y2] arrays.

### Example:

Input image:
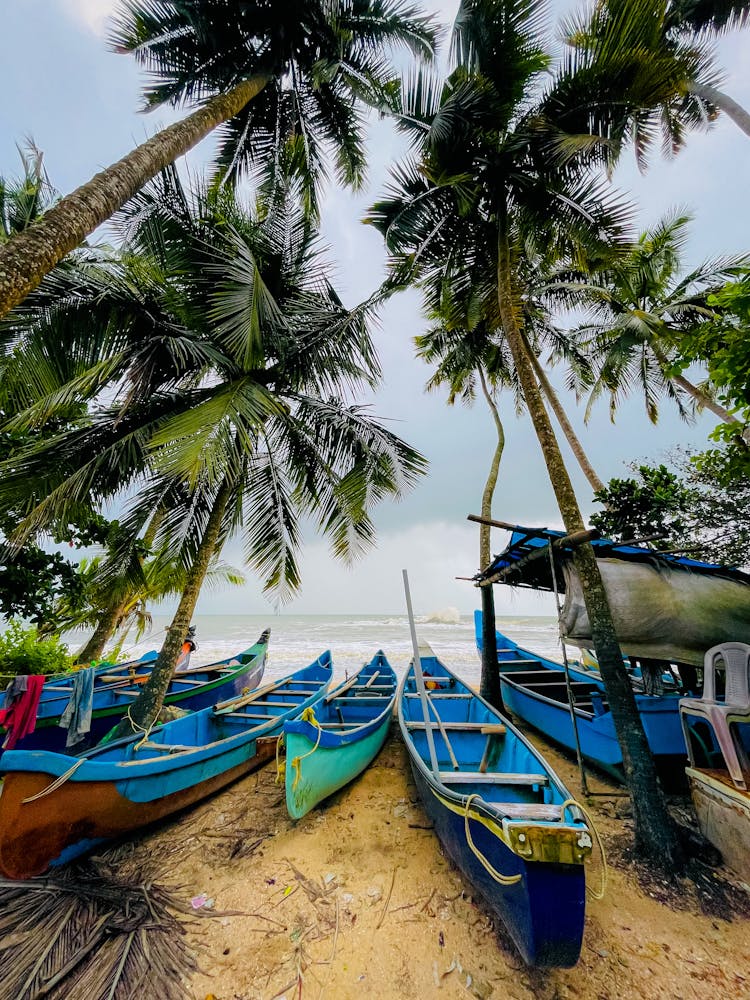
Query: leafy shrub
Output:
[[0, 620, 72, 677]]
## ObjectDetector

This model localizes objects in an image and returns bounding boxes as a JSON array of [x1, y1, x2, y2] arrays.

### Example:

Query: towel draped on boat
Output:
[[60, 666, 96, 748], [0, 675, 46, 749]]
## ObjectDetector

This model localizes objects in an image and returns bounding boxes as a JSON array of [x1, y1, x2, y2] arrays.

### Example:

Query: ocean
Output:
[[66, 613, 562, 683]]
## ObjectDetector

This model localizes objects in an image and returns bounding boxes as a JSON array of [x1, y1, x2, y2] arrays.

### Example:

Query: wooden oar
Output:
[[402, 569, 439, 774], [426, 697, 459, 771]]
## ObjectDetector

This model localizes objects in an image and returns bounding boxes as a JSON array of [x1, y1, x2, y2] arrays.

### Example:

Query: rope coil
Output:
[[463, 793, 522, 886], [290, 707, 323, 791]]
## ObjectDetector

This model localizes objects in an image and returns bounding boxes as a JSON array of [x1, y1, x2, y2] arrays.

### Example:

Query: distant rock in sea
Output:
[[424, 607, 461, 624]]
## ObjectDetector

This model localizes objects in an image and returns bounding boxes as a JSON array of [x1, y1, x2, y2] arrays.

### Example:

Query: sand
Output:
[[130, 728, 750, 1000]]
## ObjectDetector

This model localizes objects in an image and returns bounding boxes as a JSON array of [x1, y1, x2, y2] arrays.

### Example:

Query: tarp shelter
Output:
[[478, 527, 750, 667]]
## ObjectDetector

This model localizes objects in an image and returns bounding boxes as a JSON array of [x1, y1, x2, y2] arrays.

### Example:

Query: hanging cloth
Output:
[[0, 675, 46, 749], [59, 665, 96, 748]]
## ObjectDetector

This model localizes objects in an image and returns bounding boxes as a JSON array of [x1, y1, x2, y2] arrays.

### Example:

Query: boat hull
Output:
[[12, 643, 267, 753], [0, 738, 277, 879], [0, 652, 331, 878], [285, 713, 392, 819], [687, 767, 750, 882], [408, 761, 585, 968]]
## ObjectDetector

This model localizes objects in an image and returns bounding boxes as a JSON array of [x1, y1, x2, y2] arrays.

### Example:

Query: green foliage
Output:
[[592, 451, 750, 568], [0, 620, 71, 676], [675, 273, 750, 413], [591, 464, 691, 547]]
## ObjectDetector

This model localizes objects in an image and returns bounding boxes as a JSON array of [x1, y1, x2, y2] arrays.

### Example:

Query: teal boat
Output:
[[284, 650, 397, 819]]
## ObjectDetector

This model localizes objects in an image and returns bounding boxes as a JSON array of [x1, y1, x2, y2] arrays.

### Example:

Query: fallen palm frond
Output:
[[0, 858, 198, 1000]]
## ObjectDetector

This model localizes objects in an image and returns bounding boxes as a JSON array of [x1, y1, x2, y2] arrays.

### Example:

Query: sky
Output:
[[1, 1, 749, 617]]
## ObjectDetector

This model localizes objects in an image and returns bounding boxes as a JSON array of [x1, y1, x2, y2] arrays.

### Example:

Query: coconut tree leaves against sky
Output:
[[0, 0, 438, 319], [367, 0, 684, 867], [0, 168, 426, 729]]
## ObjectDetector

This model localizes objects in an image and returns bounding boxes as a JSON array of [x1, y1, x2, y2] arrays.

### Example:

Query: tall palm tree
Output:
[[416, 322, 514, 706], [564, 0, 750, 168], [368, 0, 682, 866], [564, 212, 748, 426], [0, 142, 57, 242], [0, 0, 437, 319], [1, 170, 426, 731]]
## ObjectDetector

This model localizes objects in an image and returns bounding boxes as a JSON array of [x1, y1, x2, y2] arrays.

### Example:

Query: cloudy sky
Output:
[[1, 1, 748, 616]]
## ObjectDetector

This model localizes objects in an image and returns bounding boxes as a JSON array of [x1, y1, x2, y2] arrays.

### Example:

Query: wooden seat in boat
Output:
[[438, 771, 549, 786]]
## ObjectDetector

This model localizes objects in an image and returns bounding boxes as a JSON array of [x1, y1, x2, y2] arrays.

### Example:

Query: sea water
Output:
[[70, 613, 561, 685]]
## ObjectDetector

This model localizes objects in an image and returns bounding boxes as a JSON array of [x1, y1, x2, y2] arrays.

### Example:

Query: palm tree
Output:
[[367, 0, 682, 866], [65, 549, 245, 664], [564, 0, 750, 166], [564, 212, 748, 427], [0, 0, 437, 319], [0, 142, 57, 241], [0, 169, 426, 732], [415, 321, 514, 706]]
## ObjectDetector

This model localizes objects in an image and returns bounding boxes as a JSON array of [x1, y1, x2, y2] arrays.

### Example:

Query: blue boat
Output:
[[398, 645, 594, 968], [8, 632, 270, 753], [284, 650, 396, 819], [473, 612, 686, 780], [0, 651, 332, 879]]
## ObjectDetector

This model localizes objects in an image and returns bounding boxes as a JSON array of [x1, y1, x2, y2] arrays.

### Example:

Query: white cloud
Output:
[[61, 0, 118, 36]]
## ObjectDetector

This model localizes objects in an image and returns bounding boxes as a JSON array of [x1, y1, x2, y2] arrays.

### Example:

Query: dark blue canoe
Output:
[[398, 645, 593, 968], [0, 651, 332, 878], [474, 612, 686, 780], [8, 631, 270, 753]]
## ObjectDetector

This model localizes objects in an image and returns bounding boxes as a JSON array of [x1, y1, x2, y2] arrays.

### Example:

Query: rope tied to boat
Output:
[[21, 757, 86, 803], [275, 733, 285, 784], [561, 798, 608, 900], [290, 707, 323, 791], [463, 794, 522, 886]]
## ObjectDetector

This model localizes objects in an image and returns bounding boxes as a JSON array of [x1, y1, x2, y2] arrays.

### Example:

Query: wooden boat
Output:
[[680, 642, 750, 881], [284, 650, 396, 819], [7, 631, 270, 753], [398, 644, 593, 968], [474, 615, 685, 781], [0, 652, 332, 879]]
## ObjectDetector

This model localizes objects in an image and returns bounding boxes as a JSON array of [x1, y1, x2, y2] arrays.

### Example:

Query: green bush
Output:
[[0, 621, 72, 677]]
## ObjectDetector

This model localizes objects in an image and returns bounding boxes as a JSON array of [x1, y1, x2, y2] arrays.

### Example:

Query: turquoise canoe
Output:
[[284, 650, 397, 819]]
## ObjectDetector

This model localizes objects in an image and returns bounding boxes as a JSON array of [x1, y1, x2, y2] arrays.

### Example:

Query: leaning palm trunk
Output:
[[496, 226, 683, 869], [477, 369, 505, 709], [649, 343, 741, 425], [76, 599, 127, 665], [0, 76, 270, 320], [110, 478, 234, 739], [526, 344, 605, 494], [686, 81, 750, 139]]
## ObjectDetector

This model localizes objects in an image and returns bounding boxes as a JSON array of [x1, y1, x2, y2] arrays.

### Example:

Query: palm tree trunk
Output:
[[76, 599, 127, 664], [112, 478, 234, 737], [0, 75, 270, 320], [526, 344, 606, 494], [74, 506, 168, 666], [496, 224, 683, 870], [477, 369, 505, 709], [686, 81, 750, 138], [650, 343, 741, 424]]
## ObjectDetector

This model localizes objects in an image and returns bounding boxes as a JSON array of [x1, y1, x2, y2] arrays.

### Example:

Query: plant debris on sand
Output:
[[0, 855, 198, 1000]]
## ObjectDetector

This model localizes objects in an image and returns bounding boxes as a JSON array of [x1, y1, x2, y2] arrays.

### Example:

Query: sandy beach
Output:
[[115, 722, 750, 1000]]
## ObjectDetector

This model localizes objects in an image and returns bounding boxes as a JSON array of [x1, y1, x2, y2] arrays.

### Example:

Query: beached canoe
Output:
[[7, 631, 270, 753], [0, 652, 332, 879], [284, 650, 396, 819], [474, 615, 686, 781], [398, 645, 594, 968]]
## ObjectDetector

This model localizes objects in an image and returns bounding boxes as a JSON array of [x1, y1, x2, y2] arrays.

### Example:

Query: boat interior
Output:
[[79, 657, 332, 765], [306, 653, 397, 730], [403, 658, 580, 822]]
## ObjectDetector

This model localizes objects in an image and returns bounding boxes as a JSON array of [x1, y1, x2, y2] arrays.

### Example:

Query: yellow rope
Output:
[[561, 798, 608, 900], [290, 707, 323, 791], [463, 794, 522, 886], [275, 733, 286, 785], [21, 758, 86, 803]]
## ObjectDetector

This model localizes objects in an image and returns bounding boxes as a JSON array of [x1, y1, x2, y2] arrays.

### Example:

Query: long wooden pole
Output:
[[402, 569, 439, 774]]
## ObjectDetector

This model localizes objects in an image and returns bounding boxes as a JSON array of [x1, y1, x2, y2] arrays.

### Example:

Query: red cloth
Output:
[[0, 675, 46, 749]]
